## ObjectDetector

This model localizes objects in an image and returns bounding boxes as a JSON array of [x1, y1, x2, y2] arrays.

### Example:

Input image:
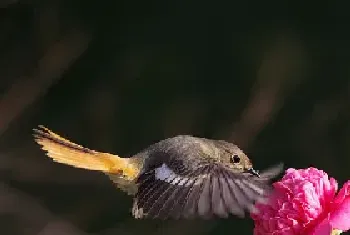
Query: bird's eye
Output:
[[231, 154, 240, 164]]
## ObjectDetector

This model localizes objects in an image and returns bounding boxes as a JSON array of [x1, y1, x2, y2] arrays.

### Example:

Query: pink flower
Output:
[[251, 167, 350, 235]]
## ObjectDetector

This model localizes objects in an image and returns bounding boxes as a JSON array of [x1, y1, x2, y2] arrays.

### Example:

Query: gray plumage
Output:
[[128, 135, 283, 219]]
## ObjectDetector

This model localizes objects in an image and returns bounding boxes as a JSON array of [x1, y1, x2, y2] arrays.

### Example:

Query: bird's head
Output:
[[215, 140, 260, 177]]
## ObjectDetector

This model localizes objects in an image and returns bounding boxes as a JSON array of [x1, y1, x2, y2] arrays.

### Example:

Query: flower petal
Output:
[[252, 167, 338, 235], [333, 181, 350, 205], [329, 197, 350, 231], [327, 181, 350, 231], [310, 217, 332, 235]]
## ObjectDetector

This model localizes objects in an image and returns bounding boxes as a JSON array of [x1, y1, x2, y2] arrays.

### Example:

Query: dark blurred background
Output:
[[0, 1, 349, 234]]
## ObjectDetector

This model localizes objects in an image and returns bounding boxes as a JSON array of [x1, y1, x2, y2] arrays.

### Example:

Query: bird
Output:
[[32, 125, 283, 220]]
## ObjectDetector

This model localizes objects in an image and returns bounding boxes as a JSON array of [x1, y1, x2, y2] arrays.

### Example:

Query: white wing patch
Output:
[[154, 163, 208, 186], [154, 163, 175, 181]]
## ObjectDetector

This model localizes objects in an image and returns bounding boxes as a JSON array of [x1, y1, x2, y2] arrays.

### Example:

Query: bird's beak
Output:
[[246, 168, 260, 177]]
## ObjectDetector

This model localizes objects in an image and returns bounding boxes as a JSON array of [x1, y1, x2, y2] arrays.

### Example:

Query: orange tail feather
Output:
[[33, 126, 139, 181]]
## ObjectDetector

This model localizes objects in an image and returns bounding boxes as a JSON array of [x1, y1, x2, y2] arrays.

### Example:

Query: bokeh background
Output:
[[0, 1, 349, 234]]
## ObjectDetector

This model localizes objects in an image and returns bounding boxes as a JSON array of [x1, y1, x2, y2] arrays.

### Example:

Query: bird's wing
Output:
[[132, 157, 283, 219]]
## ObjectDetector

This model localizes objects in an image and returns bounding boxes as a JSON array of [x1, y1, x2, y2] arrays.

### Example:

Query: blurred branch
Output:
[[295, 81, 350, 170], [34, 0, 61, 55], [228, 34, 308, 148], [0, 29, 91, 137]]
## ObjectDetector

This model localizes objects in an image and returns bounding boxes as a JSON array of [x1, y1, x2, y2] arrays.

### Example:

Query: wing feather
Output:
[[154, 164, 201, 219], [149, 165, 193, 219], [219, 170, 244, 217], [182, 166, 210, 219], [211, 168, 229, 218], [153, 182, 183, 219], [197, 170, 212, 218], [172, 166, 209, 219], [132, 159, 282, 219]]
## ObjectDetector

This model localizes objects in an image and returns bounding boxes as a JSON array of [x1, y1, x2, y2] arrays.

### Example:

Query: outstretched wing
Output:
[[132, 157, 282, 219]]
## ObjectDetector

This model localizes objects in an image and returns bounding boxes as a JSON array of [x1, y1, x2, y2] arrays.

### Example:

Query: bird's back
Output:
[[133, 135, 224, 175]]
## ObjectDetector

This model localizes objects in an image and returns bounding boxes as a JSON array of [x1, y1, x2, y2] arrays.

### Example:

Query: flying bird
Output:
[[33, 125, 283, 220]]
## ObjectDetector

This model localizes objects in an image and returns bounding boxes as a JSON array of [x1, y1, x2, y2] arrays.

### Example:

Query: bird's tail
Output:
[[33, 125, 140, 181]]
